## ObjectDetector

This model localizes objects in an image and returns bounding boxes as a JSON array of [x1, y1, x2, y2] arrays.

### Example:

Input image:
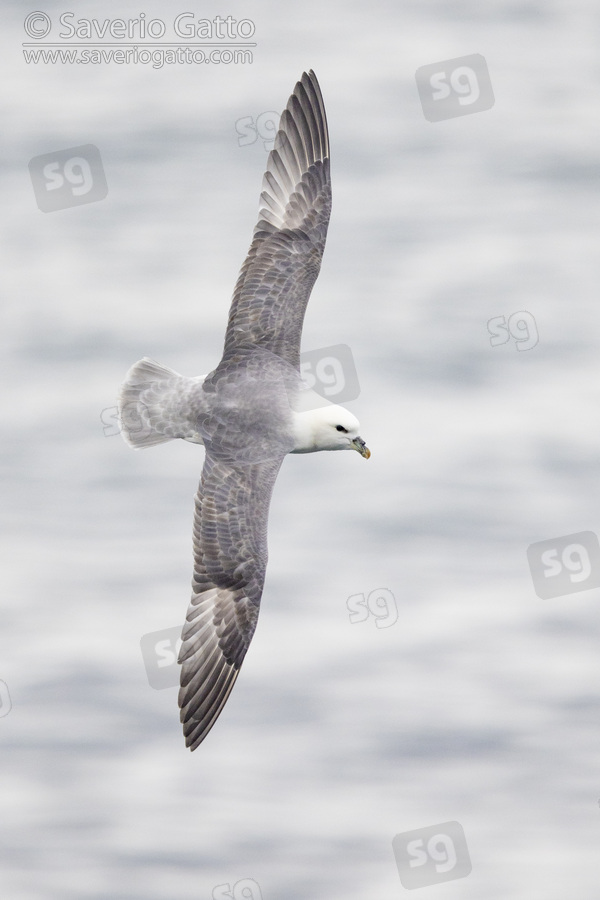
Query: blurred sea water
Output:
[[2, 0, 600, 897]]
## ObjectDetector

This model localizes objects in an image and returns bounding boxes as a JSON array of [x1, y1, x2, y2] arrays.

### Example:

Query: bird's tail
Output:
[[119, 357, 205, 448]]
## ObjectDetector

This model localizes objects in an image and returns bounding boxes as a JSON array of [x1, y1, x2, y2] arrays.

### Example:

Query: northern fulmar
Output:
[[119, 70, 370, 750]]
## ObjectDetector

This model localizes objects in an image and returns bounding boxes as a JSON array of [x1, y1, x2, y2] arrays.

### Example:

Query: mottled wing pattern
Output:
[[224, 69, 331, 369], [178, 453, 284, 750], [178, 71, 332, 750]]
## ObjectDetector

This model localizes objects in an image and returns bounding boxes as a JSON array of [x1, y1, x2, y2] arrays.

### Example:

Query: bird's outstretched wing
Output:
[[224, 69, 331, 369], [179, 70, 330, 750], [178, 453, 284, 750]]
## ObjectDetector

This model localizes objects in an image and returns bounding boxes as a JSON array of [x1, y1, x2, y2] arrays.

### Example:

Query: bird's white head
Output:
[[290, 403, 370, 457]]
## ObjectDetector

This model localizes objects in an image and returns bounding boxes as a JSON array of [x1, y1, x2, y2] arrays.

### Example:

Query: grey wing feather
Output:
[[224, 70, 331, 369], [178, 453, 284, 750]]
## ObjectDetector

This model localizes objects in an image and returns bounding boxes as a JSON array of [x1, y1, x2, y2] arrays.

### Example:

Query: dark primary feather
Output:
[[178, 455, 283, 750], [223, 69, 331, 369], [179, 71, 331, 750]]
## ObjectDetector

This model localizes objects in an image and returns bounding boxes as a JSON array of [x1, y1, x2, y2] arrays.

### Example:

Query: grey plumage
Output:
[[119, 71, 367, 751], [224, 70, 331, 368], [179, 72, 331, 749]]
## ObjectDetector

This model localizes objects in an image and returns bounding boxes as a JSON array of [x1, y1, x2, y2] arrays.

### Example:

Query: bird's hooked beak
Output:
[[351, 436, 371, 459]]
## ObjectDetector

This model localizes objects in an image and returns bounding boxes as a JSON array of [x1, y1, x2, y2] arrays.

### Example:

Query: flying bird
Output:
[[119, 70, 370, 750]]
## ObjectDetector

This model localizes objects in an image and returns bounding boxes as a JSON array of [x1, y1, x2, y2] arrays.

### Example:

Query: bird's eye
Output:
[[336, 425, 348, 433]]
